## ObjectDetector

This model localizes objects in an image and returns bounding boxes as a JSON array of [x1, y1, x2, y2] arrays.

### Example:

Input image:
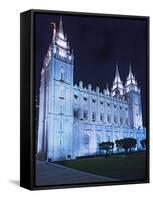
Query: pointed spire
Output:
[[128, 62, 134, 80], [114, 62, 122, 83], [106, 84, 110, 95], [58, 16, 64, 39], [112, 63, 124, 96], [125, 62, 139, 93]]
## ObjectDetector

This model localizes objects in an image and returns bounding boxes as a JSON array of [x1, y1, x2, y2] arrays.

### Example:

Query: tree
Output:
[[67, 155, 71, 160], [99, 141, 114, 156], [118, 138, 137, 153], [115, 140, 122, 152], [140, 139, 146, 150]]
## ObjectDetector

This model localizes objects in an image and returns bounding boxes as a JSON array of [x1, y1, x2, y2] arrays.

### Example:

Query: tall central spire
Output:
[[50, 17, 74, 63], [58, 16, 64, 40]]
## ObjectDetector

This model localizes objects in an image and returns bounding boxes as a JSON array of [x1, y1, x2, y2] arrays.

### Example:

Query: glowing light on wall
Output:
[[56, 38, 67, 48], [58, 32, 64, 40], [59, 49, 67, 57]]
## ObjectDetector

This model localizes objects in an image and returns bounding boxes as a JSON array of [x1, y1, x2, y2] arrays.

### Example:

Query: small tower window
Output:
[[61, 72, 64, 81], [60, 85, 64, 98], [60, 67, 64, 81]]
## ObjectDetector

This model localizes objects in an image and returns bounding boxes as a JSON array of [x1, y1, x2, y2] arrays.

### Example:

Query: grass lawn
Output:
[[56, 152, 147, 181]]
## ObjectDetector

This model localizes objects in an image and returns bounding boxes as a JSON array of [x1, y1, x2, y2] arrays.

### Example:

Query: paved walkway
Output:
[[35, 161, 117, 186]]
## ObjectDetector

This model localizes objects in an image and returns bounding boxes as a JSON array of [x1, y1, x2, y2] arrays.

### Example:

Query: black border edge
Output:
[[20, 9, 150, 191], [146, 16, 150, 183], [20, 10, 31, 189]]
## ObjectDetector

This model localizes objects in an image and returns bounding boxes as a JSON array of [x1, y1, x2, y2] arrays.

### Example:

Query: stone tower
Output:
[[37, 17, 74, 161], [125, 64, 143, 128]]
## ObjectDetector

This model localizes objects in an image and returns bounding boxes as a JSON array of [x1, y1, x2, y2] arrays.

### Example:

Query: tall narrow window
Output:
[[60, 104, 63, 114], [84, 110, 88, 120], [92, 112, 96, 121], [60, 67, 64, 81], [61, 72, 64, 81], [126, 118, 128, 125], [100, 113, 104, 122], [84, 134, 89, 145], [60, 121, 63, 131], [60, 85, 64, 98], [114, 115, 117, 124], [120, 117, 123, 125], [107, 114, 111, 123], [60, 139, 62, 149]]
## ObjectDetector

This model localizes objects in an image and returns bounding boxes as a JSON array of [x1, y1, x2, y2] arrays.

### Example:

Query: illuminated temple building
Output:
[[37, 17, 146, 161]]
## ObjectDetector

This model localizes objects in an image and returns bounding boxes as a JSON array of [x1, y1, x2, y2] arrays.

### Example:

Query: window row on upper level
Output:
[[73, 109, 129, 126]]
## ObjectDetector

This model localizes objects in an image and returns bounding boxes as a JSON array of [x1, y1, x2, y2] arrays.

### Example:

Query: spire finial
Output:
[[129, 61, 132, 73], [106, 83, 109, 90], [59, 16, 64, 36], [56, 16, 64, 40], [116, 62, 119, 76], [106, 84, 110, 95], [128, 62, 134, 79]]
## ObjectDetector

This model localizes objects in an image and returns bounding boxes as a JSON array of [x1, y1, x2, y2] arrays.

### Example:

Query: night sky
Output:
[[35, 12, 148, 126]]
